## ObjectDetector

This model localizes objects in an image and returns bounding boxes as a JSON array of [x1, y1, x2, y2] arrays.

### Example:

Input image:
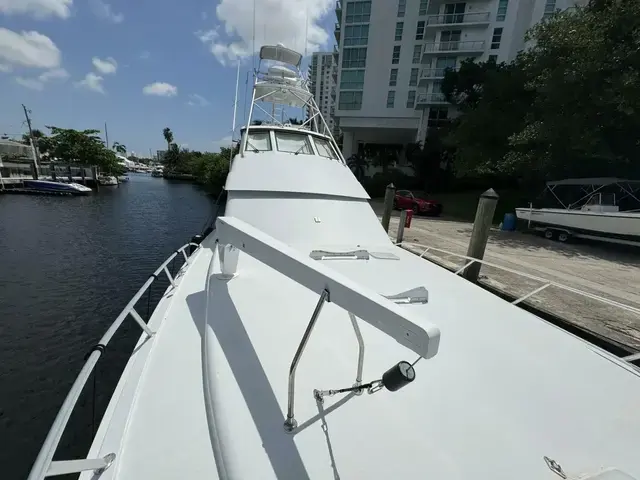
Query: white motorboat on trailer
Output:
[[516, 178, 640, 244], [28, 46, 640, 480]]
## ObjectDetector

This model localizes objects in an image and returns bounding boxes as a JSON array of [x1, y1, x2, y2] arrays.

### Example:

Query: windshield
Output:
[[274, 132, 312, 155], [313, 137, 338, 159], [246, 132, 272, 152]]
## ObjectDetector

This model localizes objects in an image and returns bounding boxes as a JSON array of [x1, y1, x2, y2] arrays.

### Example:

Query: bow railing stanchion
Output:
[[284, 289, 330, 432], [214, 216, 441, 434], [27, 241, 203, 480]]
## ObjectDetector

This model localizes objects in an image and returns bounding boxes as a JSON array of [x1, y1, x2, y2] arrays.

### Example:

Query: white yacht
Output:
[[516, 178, 640, 243], [28, 46, 640, 480]]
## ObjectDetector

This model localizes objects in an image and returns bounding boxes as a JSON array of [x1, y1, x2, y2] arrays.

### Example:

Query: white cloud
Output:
[[0, 28, 61, 69], [198, 0, 333, 66], [15, 77, 44, 90], [39, 67, 68, 81], [139, 50, 150, 60], [75, 72, 105, 94], [143, 82, 177, 97], [14, 67, 68, 91], [0, 0, 72, 19], [0, 63, 13, 72], [187, 93, 209, 107], [88, 0, 123, 23], [92, 56, 117, 74]]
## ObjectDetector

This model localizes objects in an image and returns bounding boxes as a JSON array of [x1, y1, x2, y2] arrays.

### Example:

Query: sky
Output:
[[0, 0, 336, 156]]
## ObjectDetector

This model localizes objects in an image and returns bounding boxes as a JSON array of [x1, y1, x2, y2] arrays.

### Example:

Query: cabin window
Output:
[[314, 137, 338, 159], [275, 132, 313, 155], [246, 131, 272, 151]]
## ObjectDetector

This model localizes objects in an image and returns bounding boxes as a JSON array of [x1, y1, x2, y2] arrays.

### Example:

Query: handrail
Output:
[[28, 242, 202, 480], [399, 241, 640, 363]]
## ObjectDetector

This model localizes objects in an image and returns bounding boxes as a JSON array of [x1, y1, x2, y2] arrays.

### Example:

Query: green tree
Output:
[[347, 152, 368, 181], [112, 142, 127, 155], [442, 0, 640, 181], [43, 126, 120, 173], [442, 58, 532, 177], [162, 127, 174, 152], [506, 0, 640, 179]]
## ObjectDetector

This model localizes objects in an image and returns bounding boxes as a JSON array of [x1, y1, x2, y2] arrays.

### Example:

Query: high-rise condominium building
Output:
[[308, 51, 339, 137], [334, 0, 586, 157]]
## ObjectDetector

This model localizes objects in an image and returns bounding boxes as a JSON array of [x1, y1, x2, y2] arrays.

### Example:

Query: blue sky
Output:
[[0, 0, 336, 156]]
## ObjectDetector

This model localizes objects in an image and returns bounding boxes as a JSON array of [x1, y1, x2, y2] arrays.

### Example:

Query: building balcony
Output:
[[425, 12, 491, 28], [335, 1, 342, 22], [422, 41, 485, 57], [334, 23, 341, 43], [418, 67, 458, 85], [415, 93, 448, 108]]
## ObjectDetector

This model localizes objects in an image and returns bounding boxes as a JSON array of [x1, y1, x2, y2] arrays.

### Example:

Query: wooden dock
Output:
[[380, 210, 640, 353]]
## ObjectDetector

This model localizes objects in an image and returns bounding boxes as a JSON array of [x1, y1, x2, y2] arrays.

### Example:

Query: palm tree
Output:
[[112, 142, 127, 155], [347, 152, 368, 181], [162, 127, 174, 152]]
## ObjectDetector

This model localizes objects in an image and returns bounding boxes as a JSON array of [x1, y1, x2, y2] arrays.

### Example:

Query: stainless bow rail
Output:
[[400, 241, 640, 365], [28, 242, 201, 480]]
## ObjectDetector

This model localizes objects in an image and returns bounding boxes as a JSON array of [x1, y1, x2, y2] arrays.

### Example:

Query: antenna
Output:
[[231, 61, 240, 163], [252, 0, 256, 72]]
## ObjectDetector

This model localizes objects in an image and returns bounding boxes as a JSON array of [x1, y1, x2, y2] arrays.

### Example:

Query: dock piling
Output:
[[381, 183, 396, 233], [463, 188, 499, 283]]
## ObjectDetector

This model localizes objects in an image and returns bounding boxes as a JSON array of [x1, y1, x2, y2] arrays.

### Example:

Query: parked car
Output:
[[393, 190, 443, 216]]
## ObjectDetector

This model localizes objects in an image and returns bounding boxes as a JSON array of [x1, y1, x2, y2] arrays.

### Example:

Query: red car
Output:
[[394, 190, 443, 216]]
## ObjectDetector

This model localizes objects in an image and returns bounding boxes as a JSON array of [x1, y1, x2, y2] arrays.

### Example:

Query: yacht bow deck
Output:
[[198, 226, 640, 479]]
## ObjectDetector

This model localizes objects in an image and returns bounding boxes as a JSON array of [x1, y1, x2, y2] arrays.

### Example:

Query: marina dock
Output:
[[378, 208, 640, 354]]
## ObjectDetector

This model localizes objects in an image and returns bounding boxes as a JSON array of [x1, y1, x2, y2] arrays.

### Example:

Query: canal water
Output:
[[0, 175, 215, 480]]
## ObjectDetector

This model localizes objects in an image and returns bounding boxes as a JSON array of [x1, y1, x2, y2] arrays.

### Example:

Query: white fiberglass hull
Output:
[[516, 207, 640, 238]]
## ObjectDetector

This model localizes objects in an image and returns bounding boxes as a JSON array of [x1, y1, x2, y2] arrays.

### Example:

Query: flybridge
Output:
[[241, 44, 341, 158]]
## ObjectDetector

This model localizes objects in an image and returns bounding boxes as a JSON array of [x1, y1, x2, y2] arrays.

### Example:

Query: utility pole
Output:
[[22, 104, 41, 164], [104, 122, 110, 149]]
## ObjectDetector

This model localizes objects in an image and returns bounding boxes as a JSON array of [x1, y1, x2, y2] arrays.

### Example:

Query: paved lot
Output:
[[376, 205, 640, 350]]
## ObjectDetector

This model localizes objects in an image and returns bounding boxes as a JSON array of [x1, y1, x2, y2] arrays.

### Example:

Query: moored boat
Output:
[[27, 46, 640, 480], [22, 179, 92, 195]]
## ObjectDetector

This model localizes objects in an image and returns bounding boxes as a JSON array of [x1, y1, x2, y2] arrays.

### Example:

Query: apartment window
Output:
[[392, 45, 401, 64], [409, 68, 419, 86], [345, 1, 371, 23], [543, 0, 556, 18], [340, 69, 365, 89], [406, 90, 416, 108], [496, 0, 508, 21], [395, 22, 404, 41], [344, 24, 370, 46], [488, 54, 498, 63], [389, 68, 398, 86], [386, 90, 396, 108], [427, 107, 449, 127], [419, 0, 428, 15], [397, 0, 406, 17], [339, 91, 363, 110], [415, 21, 425, 40], [491, 27, 503, 50], [342, 47, 367, 68], [412, 44, 422, 64]]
